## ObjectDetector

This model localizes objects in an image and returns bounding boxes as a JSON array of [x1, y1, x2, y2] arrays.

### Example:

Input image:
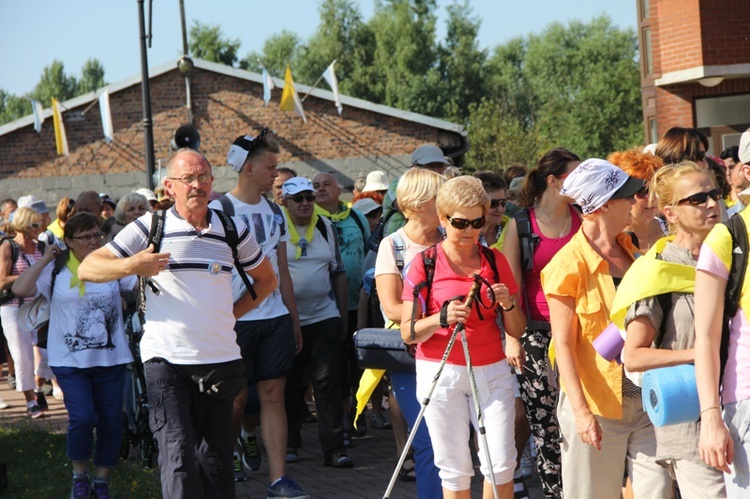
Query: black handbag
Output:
[[354, 328, 415, 371]]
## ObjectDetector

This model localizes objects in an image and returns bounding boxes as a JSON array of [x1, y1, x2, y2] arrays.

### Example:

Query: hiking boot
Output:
[[239, 433, 262, 471], [90, 480, 111, 499], [371, 413, 392, 430], [233, 453, 246, 482], [35, 390, 49, 411], [267, 475, 310, 499], [27, 402, 44, 419], [70, 475, 90, 499]]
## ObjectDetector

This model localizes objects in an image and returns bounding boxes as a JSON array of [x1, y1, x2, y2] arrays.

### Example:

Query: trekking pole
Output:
[[383, 276, 482, 499]]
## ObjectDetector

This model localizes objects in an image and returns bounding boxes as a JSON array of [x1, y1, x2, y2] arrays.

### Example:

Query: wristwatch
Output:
[[500, 298, 516, 312]]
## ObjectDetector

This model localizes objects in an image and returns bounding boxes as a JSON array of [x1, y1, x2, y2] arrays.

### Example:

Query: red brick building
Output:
[[0, 58, 467, 203], [637, 0, 750, 152]]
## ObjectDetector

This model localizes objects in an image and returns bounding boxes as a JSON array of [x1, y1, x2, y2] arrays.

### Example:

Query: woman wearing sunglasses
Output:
[[500, 147, 581, 498], [13, 212, 135, 498], [0, 207, 47, 418], [473, 171, 509, 249], [541, 159, 672, 498], [609, 150, 666, 253], [401, 176, 525, 499], [612, 162, 725, 498]]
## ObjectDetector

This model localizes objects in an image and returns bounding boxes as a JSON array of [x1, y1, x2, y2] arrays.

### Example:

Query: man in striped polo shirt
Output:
[[79, 149, 277, 498]]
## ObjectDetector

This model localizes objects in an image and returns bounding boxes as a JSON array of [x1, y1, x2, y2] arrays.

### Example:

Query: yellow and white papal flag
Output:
[[51, 98, 68, 155], [280, 65, 307, 123]]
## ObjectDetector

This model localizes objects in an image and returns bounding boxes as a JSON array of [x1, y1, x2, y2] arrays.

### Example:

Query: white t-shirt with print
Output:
[[37, 262, 136, 369], [209, 194, 289, 321]]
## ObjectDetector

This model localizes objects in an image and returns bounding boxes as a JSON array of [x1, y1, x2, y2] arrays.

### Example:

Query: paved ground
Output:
[[0, 369, 544, 498]]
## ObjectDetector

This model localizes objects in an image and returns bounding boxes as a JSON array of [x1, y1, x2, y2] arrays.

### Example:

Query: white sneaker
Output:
[[0, 398, 9, 410]]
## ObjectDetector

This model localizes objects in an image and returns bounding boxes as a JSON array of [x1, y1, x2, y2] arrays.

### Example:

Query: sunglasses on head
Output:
[[448, 216, 486, 230], [676, 188, 722, 206], [490, 198, 507, 209], [634, 186, 650, 199], [288, 194, 316, 204]]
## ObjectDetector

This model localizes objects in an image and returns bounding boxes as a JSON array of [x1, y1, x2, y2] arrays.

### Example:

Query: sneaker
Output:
[[7, 375, 16, 390], [27, 402, 44, 419], [90, 480, 111, 499], [0, 398, 9, 410], [70, 476, 90, 499], [325, 452, 353, 469], [35, 391, 49, 411], [513, 475, 530, 499], [233, 453, 246, 482], [239, 433, 262, 471], [53, 385, 64, 400], [267, 475, 310, 499], [285, 448, 299, 464], [371, 413, 392, 430]]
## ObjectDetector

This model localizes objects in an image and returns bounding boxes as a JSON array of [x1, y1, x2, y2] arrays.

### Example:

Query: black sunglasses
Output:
[[676, 188, 722, 206], [448, 216, 486, 230], [288, 194, 316, 204], [490, 198, 507, 209], [634, 186, 649, 199]]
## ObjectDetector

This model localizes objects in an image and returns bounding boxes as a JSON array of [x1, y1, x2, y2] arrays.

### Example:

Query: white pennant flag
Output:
[[99, 89, 114, 144], [321, 60, 342, 115], [31, 99, 44, 133], [262, 67, 275, 106]]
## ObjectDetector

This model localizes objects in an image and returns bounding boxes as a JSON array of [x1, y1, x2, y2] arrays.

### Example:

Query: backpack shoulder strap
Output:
[[148, 210, 167, 253], [216, 195, 235, 216], [264, 197, 285, 234], [408, 244, 438, 342], [654, 292, 673, 349], [480, 245, 500, 283], [315, 216, 329, 243], [212, 209, 258, 300], [49, 249, 69, 296], [0, 237, 19, 271], [389, 231, 405, 275], [720, 214, 749, 383], [515, 208, 538, 272], [350, 209, 368, 254]]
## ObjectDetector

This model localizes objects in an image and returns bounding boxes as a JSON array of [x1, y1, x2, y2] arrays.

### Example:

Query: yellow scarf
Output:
[[315, 202, 350, 222], [283, 207, 318, 260], [610, 236, 696, 330], [66, 252, 86, 297]]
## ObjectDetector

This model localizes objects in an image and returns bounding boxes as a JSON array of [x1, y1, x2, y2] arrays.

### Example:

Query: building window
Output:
[[649, 118, 658, 144], [643, 28, 653, 76], [640, 0, 650, 20]]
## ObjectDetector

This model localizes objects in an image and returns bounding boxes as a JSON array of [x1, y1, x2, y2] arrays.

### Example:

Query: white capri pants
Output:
[[1, 304, 37, 392], [416, 358, 516, 491]]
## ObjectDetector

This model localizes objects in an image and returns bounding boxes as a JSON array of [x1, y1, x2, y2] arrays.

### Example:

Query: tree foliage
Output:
[[188, 21, 241, 67], [2, 3, 644, 165]]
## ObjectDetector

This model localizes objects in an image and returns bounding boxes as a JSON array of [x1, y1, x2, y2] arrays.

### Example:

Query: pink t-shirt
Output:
[[402, 242, 519, 366], [524, 205, 581, 322], [696, 240, 750, 405]]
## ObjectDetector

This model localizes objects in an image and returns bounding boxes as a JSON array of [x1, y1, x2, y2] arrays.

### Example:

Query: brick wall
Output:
[[698, 0, 750, 67], [653, 0, 704, 75], [0, 66, 452, 204]]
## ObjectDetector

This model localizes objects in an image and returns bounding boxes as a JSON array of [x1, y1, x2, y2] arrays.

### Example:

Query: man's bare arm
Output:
[[78, 244, 171, 283], [232, 257, 278, 318]]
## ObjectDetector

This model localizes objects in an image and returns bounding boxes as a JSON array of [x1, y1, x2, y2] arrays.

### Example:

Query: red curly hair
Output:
[[607, 149, 664, 182]]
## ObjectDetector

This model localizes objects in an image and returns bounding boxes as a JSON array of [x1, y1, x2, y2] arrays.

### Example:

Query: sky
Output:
[[0, 0, 637, 97]]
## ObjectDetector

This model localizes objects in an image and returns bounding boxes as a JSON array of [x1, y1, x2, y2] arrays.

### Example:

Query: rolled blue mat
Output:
[[641, 364, 699, 427]]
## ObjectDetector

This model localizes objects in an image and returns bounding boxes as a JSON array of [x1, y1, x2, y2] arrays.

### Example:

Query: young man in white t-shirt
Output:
[[214, 130, 308, 498]]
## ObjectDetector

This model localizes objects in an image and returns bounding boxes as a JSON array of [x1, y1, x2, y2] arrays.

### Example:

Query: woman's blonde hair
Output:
[[11, 207, 42, 234], [436, 176, 489, 218], [396, 168, 445, 218], [651, 161, 716, 234]]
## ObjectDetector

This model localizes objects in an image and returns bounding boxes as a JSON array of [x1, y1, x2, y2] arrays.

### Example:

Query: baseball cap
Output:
[[282, 177, 315, 197], [739, 127, 750, 165], [17, 195, 38, 208], [352, 198, 382, 216], [362, 171, 389, 192], [411, 144, 448, 166], [561, 158, 643, 214], [226, 128, 269, 172], [30, 200, 49, 214], [135, 188, 157, 203]]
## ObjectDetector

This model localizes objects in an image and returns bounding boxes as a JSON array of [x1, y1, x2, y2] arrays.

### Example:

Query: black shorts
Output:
[[235, 314, 295, 383]]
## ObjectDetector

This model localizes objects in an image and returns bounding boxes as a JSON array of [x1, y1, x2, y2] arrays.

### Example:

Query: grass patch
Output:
[[0, 422, 161, 498]]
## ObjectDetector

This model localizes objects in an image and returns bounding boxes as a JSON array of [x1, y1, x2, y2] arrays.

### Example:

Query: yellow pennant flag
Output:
[[279, 64, 307, 123], [51, 98, 69, 156]]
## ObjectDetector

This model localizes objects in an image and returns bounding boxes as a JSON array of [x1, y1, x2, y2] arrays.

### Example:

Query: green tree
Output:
[[0, 90, 31, 126], [188, 21, 241, 66], [240, 30, 301, 77], [28, 60, 77, 107], [77, 58, 107, 94]]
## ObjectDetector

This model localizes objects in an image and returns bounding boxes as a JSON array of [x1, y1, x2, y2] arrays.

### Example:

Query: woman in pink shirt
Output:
[[500, 148, 581, 498]]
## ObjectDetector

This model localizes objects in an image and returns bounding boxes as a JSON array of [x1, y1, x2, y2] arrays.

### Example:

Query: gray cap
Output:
[[411, 144, 448, 166]]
